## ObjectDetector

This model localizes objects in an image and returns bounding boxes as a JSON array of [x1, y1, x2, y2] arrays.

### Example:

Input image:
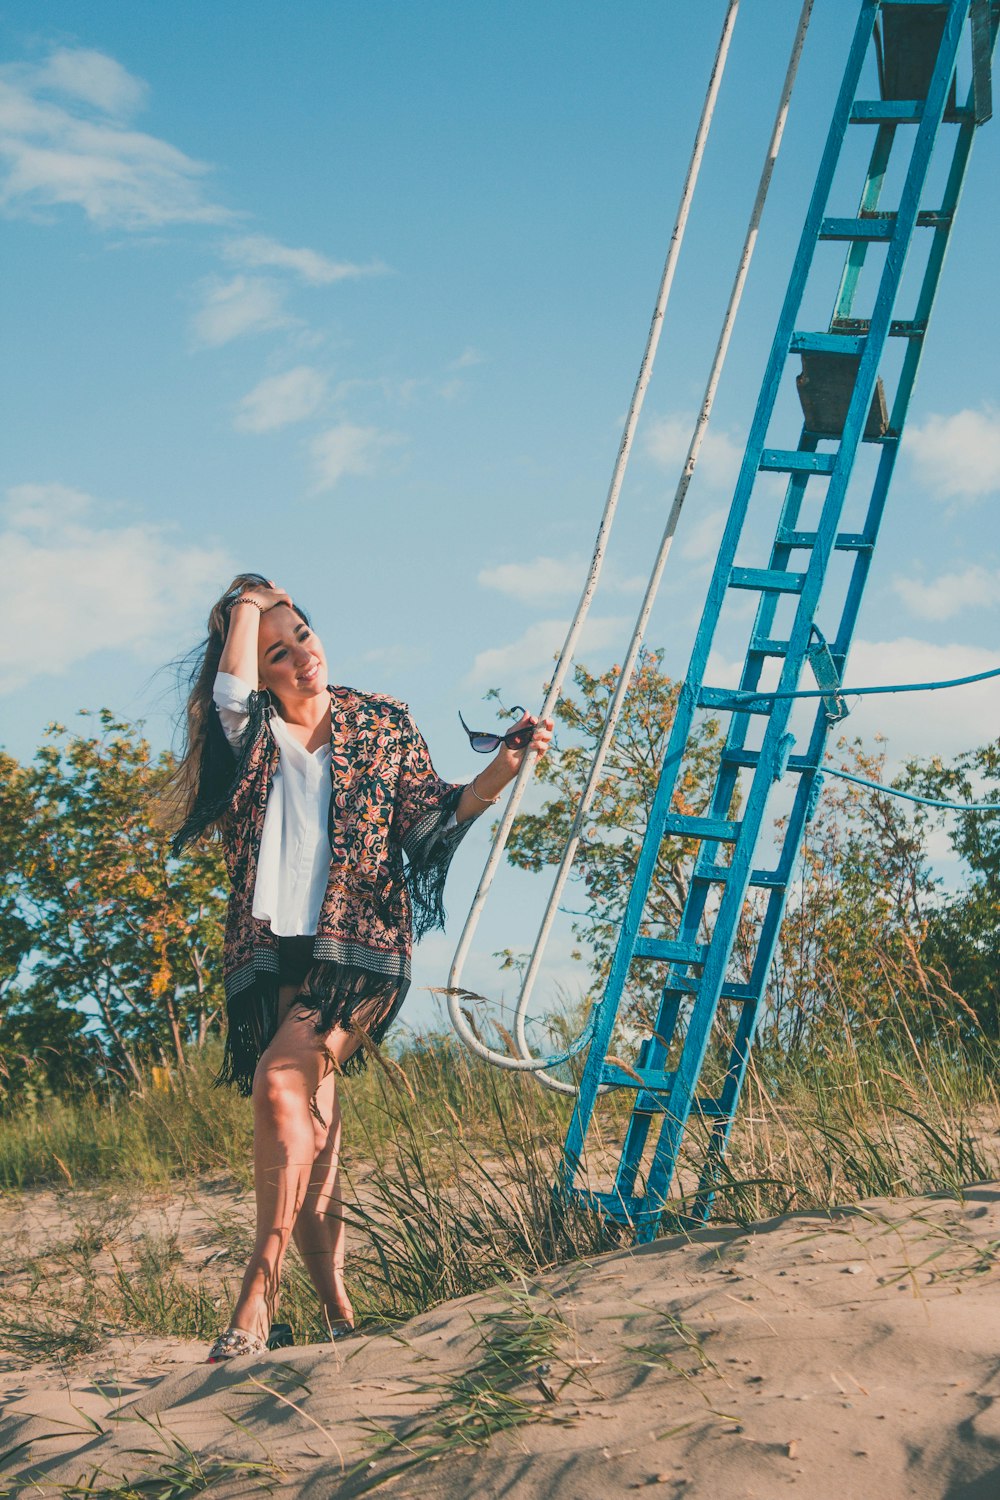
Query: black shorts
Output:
[[277, 936, 315, 990]]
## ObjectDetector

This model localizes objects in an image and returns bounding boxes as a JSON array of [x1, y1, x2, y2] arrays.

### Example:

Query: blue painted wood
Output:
[[790, 330, 867, 354], [560, 0, 997, 1241], [820, 214, 897, 238], [729, 566, 807, 593], [759, 450, 838, 473]]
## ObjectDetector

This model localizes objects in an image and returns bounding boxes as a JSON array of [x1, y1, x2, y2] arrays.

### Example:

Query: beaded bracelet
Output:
[[232, 596, 265, 612]]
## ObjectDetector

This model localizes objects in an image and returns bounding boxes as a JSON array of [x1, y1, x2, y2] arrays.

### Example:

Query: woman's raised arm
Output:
[[218, 581, 291, 685]]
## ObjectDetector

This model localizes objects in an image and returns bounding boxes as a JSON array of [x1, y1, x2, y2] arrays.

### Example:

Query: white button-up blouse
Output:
[[213, 671, 333, 937]]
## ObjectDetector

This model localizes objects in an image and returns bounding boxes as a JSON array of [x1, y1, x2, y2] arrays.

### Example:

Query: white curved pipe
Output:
[[446, 0, 742, 1073], [448, 0, 815, 1084], [518, 0, 817, 1095]]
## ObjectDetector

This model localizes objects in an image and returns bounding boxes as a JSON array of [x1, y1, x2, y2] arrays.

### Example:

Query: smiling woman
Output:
[[166, 571, 552, 1362]]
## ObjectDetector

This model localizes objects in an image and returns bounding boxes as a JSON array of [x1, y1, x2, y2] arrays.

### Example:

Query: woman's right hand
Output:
[[231, 580, 293, 616]]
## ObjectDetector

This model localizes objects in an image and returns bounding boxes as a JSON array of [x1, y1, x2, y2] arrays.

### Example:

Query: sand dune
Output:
[[2, 1185, 999, 1498]]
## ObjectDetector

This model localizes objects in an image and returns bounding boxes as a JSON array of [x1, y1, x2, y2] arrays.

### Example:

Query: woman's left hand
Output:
[[495, 712, 554, 778], [455, 711, 555, 823]]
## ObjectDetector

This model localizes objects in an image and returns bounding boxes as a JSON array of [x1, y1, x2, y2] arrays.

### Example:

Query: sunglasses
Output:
[[459, 706, 535, 754]]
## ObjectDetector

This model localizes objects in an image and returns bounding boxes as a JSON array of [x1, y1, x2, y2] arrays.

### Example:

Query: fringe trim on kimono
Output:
[[401, 791, 466, 941], [217, 955, 409, 1096]]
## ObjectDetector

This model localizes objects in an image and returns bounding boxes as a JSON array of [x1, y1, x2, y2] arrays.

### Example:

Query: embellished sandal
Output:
[[327, 1319, 355, 1342], [206, 1326, 269, 1363]]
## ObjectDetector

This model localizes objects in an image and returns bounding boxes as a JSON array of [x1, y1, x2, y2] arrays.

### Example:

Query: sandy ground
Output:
[[2, 1183, 999, 1498]]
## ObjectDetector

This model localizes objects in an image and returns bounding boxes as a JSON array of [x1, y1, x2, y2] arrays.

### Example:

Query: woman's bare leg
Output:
[[291, 1078, 355, 1331], [229, 986, 361, 1341]]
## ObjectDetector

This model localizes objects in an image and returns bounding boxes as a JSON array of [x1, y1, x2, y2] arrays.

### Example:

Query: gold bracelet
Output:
[[467, 774, 500, 806], [232, 596, 264, 612]]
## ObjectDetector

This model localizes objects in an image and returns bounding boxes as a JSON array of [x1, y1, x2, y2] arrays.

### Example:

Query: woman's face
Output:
[[257, 605, 328, 706]]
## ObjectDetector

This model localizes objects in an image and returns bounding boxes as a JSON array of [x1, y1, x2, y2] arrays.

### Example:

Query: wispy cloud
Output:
[[838, 637, 998, 763], [223, 234, 386, 285], [892, 564, 998, 621], [478, 555, 643, 605], [678, 503, 727, 563], [465, 615, 629, 688], [645, 413, 743, 492], [906, 406, 1000, 502], [192, 275, 290, 347], [0, 47, 227, 227], [0, 483, 229, 693], [234, 365, 327, 433], [448, 347, 485, 371], [309, 422, 402, 492]]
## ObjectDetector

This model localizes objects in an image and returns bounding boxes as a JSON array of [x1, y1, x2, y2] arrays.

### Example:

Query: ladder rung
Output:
[[722, 747, 813, 772], [759, 449, 837, 475], [662, 813, 742, 841], [729, 566, 805, 594], [694, 1098, 731, 1119], [790, 330, 866, 357], [573, 1189, 645, 1224], [820, 210, 952, 240], [701, 686, 772, 716], [831, 316, 927, 339], [851, 99, 925, 123], [707, 682, 856, 718], [747, 637, 790, 658], [599, 1061, 674, 1092], [749, 868, 786, 890], [693, 862, 786, 891], [777, 529, 873, 552], [632, 936, 709, 964], [850, 100, 974, 125], [663, 972, 757, 1002], [821, 215, 895, 241]]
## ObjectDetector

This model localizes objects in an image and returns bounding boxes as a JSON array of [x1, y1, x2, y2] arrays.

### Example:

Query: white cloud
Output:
[[0, 483, 229, 693], [465, 615, 630, 688], [192, 275, 289, 347], [0, 48, 226, 227], [892, 565, 998, 621], [309, 422, 402, 492], [645, 413, 743, 492], [478, 556, 582, 602], [4, 481, 92, 529], [906, 406, 1000, 502], [234, 366, 327, 433], [223, 234, 386, 285], [448, 347, 485, 371], [703, 637, 997, 764], [37, 48, 146, 117], [839, 638, 998, 764], [679, 503, 727, 563], [478, 555, 643, 604]]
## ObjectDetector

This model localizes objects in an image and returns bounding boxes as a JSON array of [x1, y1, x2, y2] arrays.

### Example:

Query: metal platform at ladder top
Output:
[[559, 0, 999, 1244]]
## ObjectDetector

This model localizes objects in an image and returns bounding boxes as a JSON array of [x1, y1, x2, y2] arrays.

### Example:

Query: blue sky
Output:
[[2, 2, 997, 1026]]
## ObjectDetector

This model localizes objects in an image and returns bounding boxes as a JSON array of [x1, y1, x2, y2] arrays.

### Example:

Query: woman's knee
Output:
[[252, 1052, 310, 1123]]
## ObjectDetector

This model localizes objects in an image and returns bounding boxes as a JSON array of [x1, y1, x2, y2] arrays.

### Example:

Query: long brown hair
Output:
[[165, 573, 310, 845]]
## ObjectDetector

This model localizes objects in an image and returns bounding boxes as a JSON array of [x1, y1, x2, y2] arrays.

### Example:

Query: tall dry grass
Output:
[[1, 1014, 997, 1355]]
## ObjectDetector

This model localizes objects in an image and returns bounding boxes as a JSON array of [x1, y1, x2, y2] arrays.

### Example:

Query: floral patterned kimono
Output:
[[175, 685, 471, 1093]]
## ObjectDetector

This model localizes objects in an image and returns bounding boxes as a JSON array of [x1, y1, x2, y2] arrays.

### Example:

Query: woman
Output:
[[171, 573, 552, 1361]]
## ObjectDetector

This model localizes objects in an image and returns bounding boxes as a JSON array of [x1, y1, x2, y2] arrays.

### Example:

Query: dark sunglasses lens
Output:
[[506, 726, 534, 749], [471, 734, 500, 753]]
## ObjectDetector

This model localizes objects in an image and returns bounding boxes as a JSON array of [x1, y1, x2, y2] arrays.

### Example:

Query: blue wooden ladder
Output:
[[560, 0, 998, 1243]]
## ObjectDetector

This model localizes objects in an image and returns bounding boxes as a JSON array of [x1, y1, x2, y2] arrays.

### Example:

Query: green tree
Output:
[[903, 739, 1000, 1040], [0, 712, 229, 1103], [765, 737, 936, 1052], [501, 653, 950, 1052]]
